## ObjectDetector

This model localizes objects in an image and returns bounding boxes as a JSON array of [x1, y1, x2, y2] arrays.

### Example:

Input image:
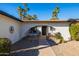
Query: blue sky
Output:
[[0, 3, 79, 20]]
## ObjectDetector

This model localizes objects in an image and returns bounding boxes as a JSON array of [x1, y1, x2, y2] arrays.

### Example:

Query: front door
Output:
[[42, 26, 47, 35]]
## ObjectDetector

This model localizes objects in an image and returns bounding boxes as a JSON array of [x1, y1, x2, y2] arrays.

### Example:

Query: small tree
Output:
[[52, 7, 60, 19], [17, 6, 24, 19], [26, 14, 33, 20], [32, 15, 38, 20], [17, 3, 38, 20], [22, 3, 29, 17]]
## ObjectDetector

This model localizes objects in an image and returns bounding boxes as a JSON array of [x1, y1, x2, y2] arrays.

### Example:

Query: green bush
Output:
[[0, 38, 11, 55], [69, 23, 79, 41], [54, 32, 64, 43], [54, 32, 63, 39]]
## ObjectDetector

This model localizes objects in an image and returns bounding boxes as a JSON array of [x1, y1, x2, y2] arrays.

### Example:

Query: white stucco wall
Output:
[[0, 14, 21, 44], [48, 23, 70, 41], [21, 22, 71, 41], [0, 14, 71, 43]]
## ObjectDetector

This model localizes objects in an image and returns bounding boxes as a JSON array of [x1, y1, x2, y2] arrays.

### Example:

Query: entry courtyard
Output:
[[10, 35, 79, 56], [1, 3, 79, 56]]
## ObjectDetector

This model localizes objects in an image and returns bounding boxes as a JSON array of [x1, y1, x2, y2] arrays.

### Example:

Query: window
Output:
[[9, 26, 14, 33]]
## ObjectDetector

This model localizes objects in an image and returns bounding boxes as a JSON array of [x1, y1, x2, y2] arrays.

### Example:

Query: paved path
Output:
[[11, 36, 79, 56], [38, 39, 56, 56], [11, 36, 39, 56], [11, 36, 56, 56], [52, 41, 79, 56]]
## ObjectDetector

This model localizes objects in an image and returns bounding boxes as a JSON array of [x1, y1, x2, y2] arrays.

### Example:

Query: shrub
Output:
[[54, 32, 63, 39], [0, 38, 11, 56], [54, 32, 64, 43], [69, 23, 79, 41]]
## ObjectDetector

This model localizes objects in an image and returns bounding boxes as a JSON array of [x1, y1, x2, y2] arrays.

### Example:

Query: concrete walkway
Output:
[[52, 41, 79, 56], [11, 36, 56, 56], [11, 36, 39, 56], [38, 39, 56, 56], [11, 36, 79, 56]]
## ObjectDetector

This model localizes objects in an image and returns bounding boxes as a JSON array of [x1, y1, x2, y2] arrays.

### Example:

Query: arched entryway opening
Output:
[[26, 25, 57, 46], [26, 25, 55, 38]]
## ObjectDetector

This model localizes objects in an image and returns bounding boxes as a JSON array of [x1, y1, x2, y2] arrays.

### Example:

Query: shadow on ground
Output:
[[11, 36, 57, 56], [46, 39, 57, 46], [11, 49, 39, 56], [11, 36, 39, 56], [11, 36, 39, 50]]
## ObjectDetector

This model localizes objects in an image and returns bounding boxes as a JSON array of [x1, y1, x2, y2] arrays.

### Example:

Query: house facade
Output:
[[0, 11, 71, 44]]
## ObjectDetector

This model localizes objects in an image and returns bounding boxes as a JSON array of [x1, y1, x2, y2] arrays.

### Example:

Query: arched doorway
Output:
[[27, 25, 55, 37]]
